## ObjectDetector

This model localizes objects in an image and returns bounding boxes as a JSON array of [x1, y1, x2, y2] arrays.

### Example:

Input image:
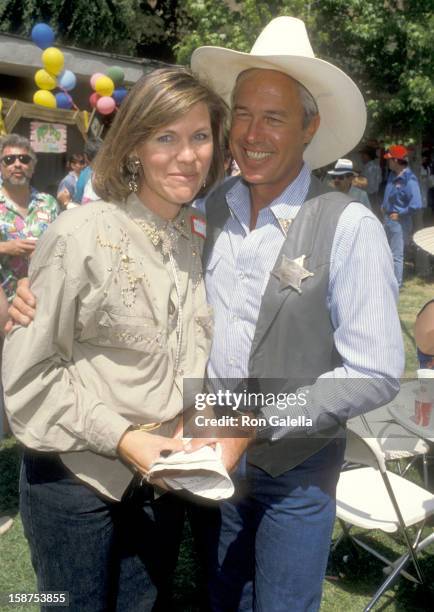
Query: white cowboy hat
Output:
[[413, 227, 434, 256], [327, 158, 356, 176], [191, 16, 366, 170]]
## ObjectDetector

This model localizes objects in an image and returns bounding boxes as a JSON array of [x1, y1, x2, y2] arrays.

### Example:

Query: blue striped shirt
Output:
[[201, 165, 404, 435]]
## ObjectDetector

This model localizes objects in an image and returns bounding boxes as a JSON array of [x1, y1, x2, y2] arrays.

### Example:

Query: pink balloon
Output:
[[89, 92, 100, 108], [96, 96, 116, 115], [90, 72, 105, 90]]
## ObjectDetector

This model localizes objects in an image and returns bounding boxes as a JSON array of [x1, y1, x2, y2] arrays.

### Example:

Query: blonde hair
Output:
[[93, 67, 228, 203]]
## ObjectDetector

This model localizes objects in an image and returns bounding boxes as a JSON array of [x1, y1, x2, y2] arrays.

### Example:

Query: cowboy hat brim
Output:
[[327, 170, 356, 176], [191, 47, 367, 170]]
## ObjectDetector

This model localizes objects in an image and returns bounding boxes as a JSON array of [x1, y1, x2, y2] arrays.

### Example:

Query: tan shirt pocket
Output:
[[83, 310, 165, 353]]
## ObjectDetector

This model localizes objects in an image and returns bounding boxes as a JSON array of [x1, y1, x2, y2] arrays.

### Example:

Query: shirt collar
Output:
[[126, 193, 191, 246], [392, 167, 410, 183], [226, 163, 311, 230], [0, 187, 39, 212]]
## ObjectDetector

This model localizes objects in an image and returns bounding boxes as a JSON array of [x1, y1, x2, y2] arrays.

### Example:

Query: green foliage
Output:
[[175, 0, 309, 64], [176, 0, 434, 142], [312, 0, 434, 140], [0, 0, 176, 58]]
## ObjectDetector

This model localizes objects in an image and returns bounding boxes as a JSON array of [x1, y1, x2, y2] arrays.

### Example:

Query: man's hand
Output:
[[5, 277, 35, 332], [0, 239, 36, 257], [185, 430, 255, 473], [219, 436, 252, 473], [117, 429, 184, 476]]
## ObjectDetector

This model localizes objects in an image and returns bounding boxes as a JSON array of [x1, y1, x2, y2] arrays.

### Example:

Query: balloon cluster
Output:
[[31, 23, 77, 110], [89, 67, 128, 115]]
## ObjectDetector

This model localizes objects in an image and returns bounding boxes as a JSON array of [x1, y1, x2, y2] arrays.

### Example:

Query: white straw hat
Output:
[[327, 158, 356, 176], [191, 16, 366, 170], [413, 227, 434, 256]]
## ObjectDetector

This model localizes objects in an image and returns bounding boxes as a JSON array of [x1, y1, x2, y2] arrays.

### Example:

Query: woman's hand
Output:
[[117, 429, 184, 475]]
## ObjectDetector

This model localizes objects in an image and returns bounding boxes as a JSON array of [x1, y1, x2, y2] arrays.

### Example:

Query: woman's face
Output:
[[136, 101, 213, 219]]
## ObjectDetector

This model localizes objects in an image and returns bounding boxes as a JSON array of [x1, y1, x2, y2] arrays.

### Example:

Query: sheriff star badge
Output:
[[271, 254, 314, 294]]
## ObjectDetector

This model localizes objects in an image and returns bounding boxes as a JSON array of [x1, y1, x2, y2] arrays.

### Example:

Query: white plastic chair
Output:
[[347, 404, 430, 484], [334, 427, 434, 611]]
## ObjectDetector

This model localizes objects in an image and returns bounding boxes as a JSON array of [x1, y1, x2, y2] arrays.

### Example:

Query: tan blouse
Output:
[[3, 195, 212, 500]]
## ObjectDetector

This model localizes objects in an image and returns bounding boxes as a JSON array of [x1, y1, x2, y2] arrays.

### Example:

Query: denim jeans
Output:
[[384, 215, 412, 288], [20, 450, 185, 612], [191, 438, 346, 612]]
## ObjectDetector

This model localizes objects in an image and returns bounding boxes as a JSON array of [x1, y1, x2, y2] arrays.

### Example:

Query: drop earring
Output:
[[126, 157, 141, 193]]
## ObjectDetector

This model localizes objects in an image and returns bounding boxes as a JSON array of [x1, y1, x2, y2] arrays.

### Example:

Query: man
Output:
[[327, 158, 371, 209], [9, 17, 404, 612], [359, 144, 382, 214], [0, 134, 58, 300], [382, 144, 422, 288], [189, 16, 403, 611]]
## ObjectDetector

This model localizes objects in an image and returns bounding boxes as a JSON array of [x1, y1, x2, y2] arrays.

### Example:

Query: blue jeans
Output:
[[384, 215, 412, 288], [192, 438, 346, 612], [20, 450, 185, 612]]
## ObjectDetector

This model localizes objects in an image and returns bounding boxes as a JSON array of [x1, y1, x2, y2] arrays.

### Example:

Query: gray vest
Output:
[[204, 176, 352, 476]]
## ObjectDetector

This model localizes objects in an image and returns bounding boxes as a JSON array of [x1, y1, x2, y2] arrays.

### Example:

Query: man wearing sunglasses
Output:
[[327, 158, 371, 210], [0, 134, 58, 300]]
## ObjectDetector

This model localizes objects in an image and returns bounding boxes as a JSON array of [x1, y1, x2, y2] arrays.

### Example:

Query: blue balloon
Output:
[[112, 88, 128, 105], [58, 70, 77, 91], [55, 92, 73, 109], [31, 23, 55, 50]]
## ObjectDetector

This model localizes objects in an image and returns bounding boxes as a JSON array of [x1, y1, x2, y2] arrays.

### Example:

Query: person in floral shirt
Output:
[[0, 134, 58, 300]]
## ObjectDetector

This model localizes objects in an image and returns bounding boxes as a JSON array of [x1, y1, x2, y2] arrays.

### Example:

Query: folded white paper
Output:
[[146, 443, 234, 500]]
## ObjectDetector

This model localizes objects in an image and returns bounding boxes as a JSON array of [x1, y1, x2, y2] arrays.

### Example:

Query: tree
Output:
[[0, 0, 177, 59], [311, 0, 434, 146], [175, 0, 309, 64], [176, 0, 434, 147]]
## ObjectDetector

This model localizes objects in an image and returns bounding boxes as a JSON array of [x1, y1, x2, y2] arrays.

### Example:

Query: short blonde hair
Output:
[[93, 67, 228, 203]]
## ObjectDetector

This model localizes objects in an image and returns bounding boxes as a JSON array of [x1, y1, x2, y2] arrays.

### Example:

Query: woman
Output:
[[3, 67, 227, 611]]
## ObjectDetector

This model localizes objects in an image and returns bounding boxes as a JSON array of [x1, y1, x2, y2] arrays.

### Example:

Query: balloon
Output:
[[112, 88, 128, 105], [55, 92, 73, 109], [58, 69, 76, 91], [94, 76, 115, 97], [96, 96, 116, 115], [0, 98, 2, 112], [89, 92, 101, 108], [31, 23, 55, 50], [34, 69, 57, 91], [90, 72, 105, 90], [42, 47, 64, 76], [33, 89, 57, 109], [106, 66, 125, 86]]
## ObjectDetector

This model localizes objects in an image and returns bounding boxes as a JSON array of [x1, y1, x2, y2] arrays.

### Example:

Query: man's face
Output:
[[230, 69, 319, 198], [388, 158, 401, 174], [0, 146, 35, 187], [332, 174, 353, 193]]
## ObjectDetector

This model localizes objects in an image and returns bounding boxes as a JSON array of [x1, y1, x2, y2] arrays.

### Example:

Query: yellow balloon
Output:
[[33, 89, 57, 109], [94, 75, 115, 97], [34, 69, 57, 91], [42, 47, 64, 76], [0, 98, 2, 112]]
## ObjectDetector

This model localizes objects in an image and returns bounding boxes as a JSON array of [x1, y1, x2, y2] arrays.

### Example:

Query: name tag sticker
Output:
[[191, 215, 206, 239], [36, 211, 50, 222]]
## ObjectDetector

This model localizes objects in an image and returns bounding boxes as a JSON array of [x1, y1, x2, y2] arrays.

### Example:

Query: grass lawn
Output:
[[1, 273, 434, 611]]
